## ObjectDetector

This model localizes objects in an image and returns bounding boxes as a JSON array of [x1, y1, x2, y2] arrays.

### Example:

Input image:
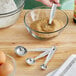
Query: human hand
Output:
[[36, 0, 60, 7]]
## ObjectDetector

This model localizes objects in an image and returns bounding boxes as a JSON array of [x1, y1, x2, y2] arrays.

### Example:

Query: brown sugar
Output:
[[30, 18, 63, 33], [30, 17, 64, 38]]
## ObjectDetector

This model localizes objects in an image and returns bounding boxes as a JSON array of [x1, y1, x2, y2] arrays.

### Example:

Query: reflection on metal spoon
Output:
[[15, 46, 27, 56]]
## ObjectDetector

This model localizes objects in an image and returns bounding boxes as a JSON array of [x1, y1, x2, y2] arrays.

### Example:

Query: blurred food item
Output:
[[0, 62, 14, 76], [0, 0, 24, 28], [0, 51, 6, 65]]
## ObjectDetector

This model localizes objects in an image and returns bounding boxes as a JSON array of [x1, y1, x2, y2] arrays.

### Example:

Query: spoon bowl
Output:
[[40, 64, 47, 70], [15, 46, 27, 56], [26, 58, 35, 65]]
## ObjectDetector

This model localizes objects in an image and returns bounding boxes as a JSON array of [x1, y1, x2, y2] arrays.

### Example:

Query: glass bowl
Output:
[[0, 0, 25, 28], [6, 55, 16, 76], [24, 6, 68, 40]]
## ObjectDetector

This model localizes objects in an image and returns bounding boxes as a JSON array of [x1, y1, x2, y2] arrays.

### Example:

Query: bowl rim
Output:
[[7, 54, 16, 76], [0, 0, 25, 16], [24, 6, 69, 34]]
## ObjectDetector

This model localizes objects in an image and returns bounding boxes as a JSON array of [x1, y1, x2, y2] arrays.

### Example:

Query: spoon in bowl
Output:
[[49, 3, 57, 25]]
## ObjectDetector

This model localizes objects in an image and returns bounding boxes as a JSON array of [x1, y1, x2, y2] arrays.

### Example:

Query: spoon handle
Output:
[[31, 11, 36, 21], [28, 48, 50, 52], [34, 50, 50, 60], [49, 3, 57, 24], [44, 46, 56, 65]]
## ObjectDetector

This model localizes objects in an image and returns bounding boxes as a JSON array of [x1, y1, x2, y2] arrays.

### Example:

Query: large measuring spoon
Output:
[[15, 46, 52, 56]]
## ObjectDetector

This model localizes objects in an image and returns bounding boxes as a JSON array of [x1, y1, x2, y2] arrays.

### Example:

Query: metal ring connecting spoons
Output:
[[26, 50, 50, 65]]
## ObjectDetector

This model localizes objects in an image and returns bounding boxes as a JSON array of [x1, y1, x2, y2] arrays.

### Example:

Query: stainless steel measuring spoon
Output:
[[40, 46, 56, 70], [15, 46, 27, 56], [49, 3, 57, 24], [15, 46, 52, 56], [25, 50, 50, 65]]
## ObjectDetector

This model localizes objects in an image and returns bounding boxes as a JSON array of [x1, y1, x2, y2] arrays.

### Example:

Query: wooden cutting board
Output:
[[1, 10, 76, 76]]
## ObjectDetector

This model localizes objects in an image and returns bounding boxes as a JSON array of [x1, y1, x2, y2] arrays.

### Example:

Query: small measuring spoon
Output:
[[40, 46, 56, 70], [26, 50, 50, 65], [49, 3, 57, 25]]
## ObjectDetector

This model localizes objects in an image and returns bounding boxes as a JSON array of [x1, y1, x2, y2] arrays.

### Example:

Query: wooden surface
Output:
[[1, 10, 76, 76]]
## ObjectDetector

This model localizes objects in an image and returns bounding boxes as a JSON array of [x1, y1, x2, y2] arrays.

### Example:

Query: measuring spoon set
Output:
[[15, 46, 57, 70]]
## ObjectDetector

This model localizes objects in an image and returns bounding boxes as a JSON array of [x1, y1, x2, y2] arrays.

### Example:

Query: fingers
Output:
[[54, 0, 60, 3], [36, 0, 60, 7], [36, 0, 52, 7], [53, 0, 61, 6]]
